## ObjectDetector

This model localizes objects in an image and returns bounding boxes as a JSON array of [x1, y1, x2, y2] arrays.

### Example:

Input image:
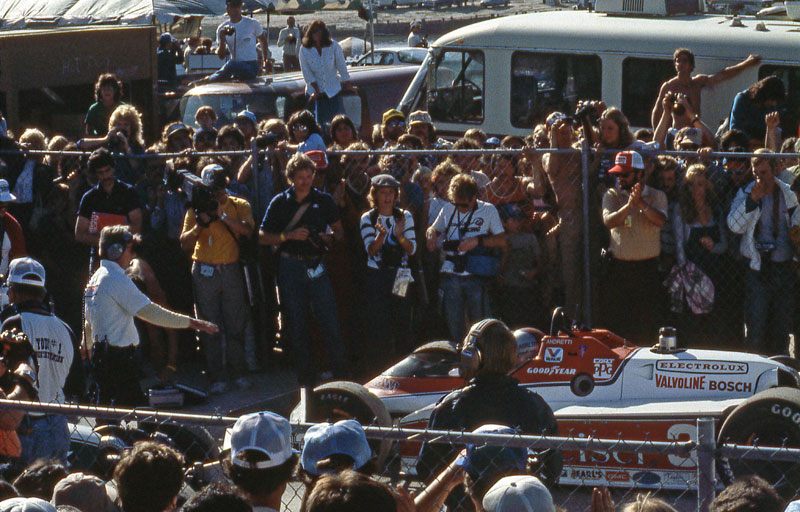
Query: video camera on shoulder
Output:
[[168, 169, 225, 227]]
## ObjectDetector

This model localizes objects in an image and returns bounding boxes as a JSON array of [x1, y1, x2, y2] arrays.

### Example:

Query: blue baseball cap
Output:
[[301, 419, 372, 476], [465, 424, 527, 481]]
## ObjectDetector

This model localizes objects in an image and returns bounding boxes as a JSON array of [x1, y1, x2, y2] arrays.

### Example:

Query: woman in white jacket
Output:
[[299, 20, 352, 127]]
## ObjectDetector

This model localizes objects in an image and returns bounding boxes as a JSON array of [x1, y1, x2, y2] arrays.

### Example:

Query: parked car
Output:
[[291, 309, 800, 495], [480, 0, 509, 7], [422, 0, 463, 8], [179, 65, 417, 139], [375, 0, 425, 8], [350, 47, 427, 67]]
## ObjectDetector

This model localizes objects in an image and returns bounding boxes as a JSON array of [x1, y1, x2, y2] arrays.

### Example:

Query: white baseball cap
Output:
[[483, 475, 555, 512], [201, 164, 225, 187], [223, 411, 294, 469], [7, 257, 46, 288]]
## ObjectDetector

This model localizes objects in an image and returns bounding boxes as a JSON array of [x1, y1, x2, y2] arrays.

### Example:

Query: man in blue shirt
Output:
[[259, 153, 349, 386]]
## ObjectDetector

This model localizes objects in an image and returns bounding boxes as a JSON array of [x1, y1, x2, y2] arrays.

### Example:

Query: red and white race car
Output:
[[293, 312, 800, 494]]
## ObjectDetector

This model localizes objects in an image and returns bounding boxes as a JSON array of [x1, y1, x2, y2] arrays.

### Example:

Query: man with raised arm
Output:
[[651, 49, 760, 129]]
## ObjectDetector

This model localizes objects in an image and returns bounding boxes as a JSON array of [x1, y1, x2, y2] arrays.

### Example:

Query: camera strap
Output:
[[443, 203, 476, 244], [285, 202, 312, 235]]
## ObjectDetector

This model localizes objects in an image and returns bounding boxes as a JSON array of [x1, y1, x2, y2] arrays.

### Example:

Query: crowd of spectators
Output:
[[0, 45, 798, 402], [0, 412, 792, 512]]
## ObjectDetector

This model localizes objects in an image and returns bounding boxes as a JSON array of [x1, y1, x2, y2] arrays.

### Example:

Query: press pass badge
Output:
[[392, 267, 413, 297], [624, 214, 633, 228], [200, 264, 215, 278], [307, 263, 325, 280]]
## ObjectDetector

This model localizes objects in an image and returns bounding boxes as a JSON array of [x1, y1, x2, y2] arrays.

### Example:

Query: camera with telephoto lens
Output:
[[255, 132, 281, 149], [191, 185, 219, 227], [574, 103, 600, 125], [302, 227, 329, 252], [0, 329, 33, 373]]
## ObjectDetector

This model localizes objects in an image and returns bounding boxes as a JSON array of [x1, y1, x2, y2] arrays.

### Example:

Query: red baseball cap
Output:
[[608, 150, 644, 174], [305, 150, 328, 170]]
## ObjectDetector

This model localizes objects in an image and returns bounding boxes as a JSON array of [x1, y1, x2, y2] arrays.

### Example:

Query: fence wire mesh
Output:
[[4, 400, 800, 511]]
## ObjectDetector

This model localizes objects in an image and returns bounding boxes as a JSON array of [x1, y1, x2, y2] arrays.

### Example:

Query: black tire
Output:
[[304, 381, 393, 471], [717, 387, 800, 500], [150, 423, 219, 464]]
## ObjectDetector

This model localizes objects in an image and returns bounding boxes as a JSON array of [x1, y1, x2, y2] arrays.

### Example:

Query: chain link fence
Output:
[[3, 400, 800, 511]]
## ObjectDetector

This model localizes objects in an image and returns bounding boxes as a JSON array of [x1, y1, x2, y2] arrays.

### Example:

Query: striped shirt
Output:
[[359, 209, 416, 269]]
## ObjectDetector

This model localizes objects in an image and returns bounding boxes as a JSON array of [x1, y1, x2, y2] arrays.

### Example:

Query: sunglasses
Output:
[[387, 120, 405, 127], [292, 124, 308, 132]]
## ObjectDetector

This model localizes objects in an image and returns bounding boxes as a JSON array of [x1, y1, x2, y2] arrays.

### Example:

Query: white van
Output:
[[397, 2, 800, 137]]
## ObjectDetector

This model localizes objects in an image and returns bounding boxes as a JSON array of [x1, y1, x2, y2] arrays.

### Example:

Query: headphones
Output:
[[459, 318, 507, 375], [106, 230, 133, 261]]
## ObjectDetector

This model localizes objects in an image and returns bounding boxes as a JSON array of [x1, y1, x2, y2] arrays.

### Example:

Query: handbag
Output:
[[465, 246, 500, 277]]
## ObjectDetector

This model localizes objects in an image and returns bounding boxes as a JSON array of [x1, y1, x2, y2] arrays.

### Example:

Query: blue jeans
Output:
[[18, 414, 69, 466], [440, 273, 490, 343], [310, 93, 343, 127], [277, 256, 349, 386], [744, 261, 796, 355], [207, 59, 258, 82]]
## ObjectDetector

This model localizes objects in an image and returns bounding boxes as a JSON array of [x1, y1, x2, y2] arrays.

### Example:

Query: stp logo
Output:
[[544, 347, 563, 363]]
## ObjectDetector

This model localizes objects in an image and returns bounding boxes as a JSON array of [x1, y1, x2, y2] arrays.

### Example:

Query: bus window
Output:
[[759, 65, 800, 138], [510, 52, 601, 129], [622, 58, 674, 128], [428, 50, 484, 124]]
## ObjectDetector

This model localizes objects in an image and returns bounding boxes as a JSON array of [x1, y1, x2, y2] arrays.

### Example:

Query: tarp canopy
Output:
[[0, 0, 364, 29], [0, 0, 228, 29]]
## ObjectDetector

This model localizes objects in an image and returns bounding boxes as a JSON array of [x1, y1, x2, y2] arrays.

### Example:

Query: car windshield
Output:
[[384, 351, 459, 378], [180, 93, 288, 127], [398, 49, 425, 64]]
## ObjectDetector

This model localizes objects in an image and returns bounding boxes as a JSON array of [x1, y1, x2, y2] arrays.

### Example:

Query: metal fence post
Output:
[[697, 418, 716, 512], [580, 139, 592, 326]]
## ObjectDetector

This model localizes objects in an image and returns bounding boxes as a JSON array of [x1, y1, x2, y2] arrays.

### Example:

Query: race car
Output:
[[292, 310, 800, 495]]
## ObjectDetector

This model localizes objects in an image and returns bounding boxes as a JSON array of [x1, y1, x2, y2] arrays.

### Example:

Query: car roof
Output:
[[185, 65, 418, 96]]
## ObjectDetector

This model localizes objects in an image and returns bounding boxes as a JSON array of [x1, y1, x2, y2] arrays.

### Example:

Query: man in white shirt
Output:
[[426, 174, 506, 342], [1, 257, 74, 466], [200, 0, 268, 84], [84, 225, 218, 406], [277, 17, 301, 72]]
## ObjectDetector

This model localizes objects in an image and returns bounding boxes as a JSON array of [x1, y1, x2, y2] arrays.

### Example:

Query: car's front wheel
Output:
[[717, 387, 800, 500], [293, 381, 393, 471]]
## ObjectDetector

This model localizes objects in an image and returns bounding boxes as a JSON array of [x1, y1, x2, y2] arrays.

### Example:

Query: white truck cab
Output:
[[398, 1, 800, 136]]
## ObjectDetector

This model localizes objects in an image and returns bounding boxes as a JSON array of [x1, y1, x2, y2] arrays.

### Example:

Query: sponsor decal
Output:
[[654, 374, 753, 393], [372, 377, 399, 392], [655, 360, 748, 374], [579, 344, 587, 358], [545, 338, 573, 345], [605, 470, 631, 483], [544, 347, 564, 362], [593, 358, 614, 379], [526, 366, 576, 376], [771, 404, 800, 425], [570, 468, 603, 480]]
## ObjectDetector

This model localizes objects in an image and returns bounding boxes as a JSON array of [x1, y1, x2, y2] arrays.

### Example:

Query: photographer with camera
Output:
[[0, 257, 75, 467], [259, 152, 350, 387], [278, 17, 301, 72], [193, 0, 267, 85], [76, 104, 146, 186], [0, 324, 36, 463], [179, 164, 255, 394], [426, 175, 506, 343], [85, 225, 218, 407]]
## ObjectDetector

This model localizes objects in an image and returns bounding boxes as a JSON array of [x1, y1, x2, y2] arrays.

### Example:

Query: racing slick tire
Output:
[[717, 387, 800, 499], [300, 381, 393, 471]]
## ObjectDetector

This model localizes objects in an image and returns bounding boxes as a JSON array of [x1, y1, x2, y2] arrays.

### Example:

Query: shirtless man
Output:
[[651, 48, 760, 129]]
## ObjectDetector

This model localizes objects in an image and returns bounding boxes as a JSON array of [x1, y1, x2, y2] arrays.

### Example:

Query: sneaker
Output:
[[209, 381, 227, 395], [235, 377, 252, 390]]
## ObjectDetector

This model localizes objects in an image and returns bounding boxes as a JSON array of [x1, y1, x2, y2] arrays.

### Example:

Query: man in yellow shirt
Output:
[[180, 164, 254, 393]]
